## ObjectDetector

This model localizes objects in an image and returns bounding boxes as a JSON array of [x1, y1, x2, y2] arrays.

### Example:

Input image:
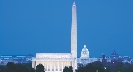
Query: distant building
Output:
[[110, 50, 119, 62], [103, 50, 133, 64], [77, 45, 101, 67], [102, 54, 107, 64], [110, 50, 132, 63], [120, 56, 131, 63], [80, 45, 89, 58], [77, 45, 89, 66], [0, 54, 33, 65]]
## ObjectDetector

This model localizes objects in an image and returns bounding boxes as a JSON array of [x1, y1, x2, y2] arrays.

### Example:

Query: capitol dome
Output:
[[81, 45, 89, 58]]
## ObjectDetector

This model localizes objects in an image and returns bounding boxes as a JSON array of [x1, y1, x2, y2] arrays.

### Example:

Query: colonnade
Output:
[[32, 58, 75, 72]]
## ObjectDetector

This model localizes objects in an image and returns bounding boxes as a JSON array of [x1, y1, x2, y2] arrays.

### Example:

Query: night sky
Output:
[[0, 0, 133, 58]]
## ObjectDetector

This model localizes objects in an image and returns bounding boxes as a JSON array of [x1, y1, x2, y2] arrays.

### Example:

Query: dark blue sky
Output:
[[0, 0, 133, 58]]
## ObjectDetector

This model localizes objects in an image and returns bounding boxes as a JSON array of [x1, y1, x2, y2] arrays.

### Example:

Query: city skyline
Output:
[[0, 0, 133, 58]]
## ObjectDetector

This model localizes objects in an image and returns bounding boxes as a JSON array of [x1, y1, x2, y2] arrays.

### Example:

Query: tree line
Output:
[[0, 62, 44, 72], [0, 61, 133, 72], [75, 61, 133, 72]]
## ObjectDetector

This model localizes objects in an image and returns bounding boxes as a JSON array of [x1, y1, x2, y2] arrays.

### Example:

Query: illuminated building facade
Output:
[[0, 54, 33, 65]]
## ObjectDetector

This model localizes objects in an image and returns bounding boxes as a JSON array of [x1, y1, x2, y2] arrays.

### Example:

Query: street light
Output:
[[104, 67, 106, 70]]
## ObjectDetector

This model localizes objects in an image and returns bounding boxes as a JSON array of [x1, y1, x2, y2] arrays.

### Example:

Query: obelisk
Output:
[[71, 2, 77, 70]]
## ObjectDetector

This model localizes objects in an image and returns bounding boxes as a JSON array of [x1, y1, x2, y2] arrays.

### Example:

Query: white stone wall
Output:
[[36, 53, 72, 58]]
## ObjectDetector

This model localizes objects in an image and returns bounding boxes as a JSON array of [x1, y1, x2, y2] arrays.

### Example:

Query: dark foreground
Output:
[[0, 61, 133, 72]]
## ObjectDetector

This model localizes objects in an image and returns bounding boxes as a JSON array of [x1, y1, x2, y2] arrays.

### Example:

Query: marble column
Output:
[[50, 61, 51, 71], [32, 61, 35, 68], [46, 61, 48, 71], [62, 61, 63, 71], [58, 61, 59, 71]]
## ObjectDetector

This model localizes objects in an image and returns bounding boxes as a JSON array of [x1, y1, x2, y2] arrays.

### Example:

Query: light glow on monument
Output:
[[71, 2, 77, 69]]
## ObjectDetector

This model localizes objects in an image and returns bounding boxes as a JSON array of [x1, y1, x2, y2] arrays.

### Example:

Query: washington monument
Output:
[[71, 2, 77, 69]]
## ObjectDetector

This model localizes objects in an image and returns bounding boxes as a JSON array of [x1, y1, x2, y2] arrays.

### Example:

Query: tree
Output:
[[15, 64, 29, 72], [29, 68, 35, 72], [68, 66, 73, 72], [92, 61, 104, 72], [85, 63, 95, 72], [22, 63, 32, 68], [15, 64, 24, 72], [1, 62, 35, 72], [117, 67, 122, 72], [76, 66, 84, 72], [121, 63, 133, 72], [21, 63, 35, 72], [131, 69, 133, 72], [6, 62, 15, 72], [0, 65, 6, 72], [63, 66, 68, 72], [36, 64, 45, 72], [104, 67, 111, 72]]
